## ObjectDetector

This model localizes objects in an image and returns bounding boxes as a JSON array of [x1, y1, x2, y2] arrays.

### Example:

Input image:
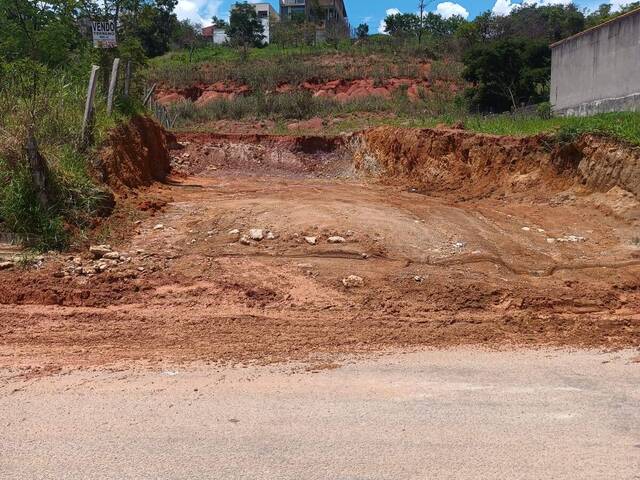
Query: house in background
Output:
[[280, 0, 348, 24], [551, 7, 640, 116], [254, 2, 280, 44], [201, 24, 229, 45], [202, 2, 280, 45], [280, 0, 349, 41]]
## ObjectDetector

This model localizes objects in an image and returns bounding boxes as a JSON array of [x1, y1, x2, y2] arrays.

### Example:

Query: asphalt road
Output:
[[1, 349, 639, 480]]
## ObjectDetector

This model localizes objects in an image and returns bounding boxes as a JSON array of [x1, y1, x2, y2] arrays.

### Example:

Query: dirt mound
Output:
[[98, 116, 173, 193], [351, 127, 640, 200]]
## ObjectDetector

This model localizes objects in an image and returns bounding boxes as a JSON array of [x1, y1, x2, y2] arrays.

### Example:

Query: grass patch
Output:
[[0, 59, 142, 251]]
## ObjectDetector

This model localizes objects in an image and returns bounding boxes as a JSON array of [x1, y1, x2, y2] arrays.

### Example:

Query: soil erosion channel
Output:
[[2, 128, 640, 373]]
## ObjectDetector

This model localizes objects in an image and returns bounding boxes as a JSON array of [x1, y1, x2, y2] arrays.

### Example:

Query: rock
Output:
[[304, 236, 317, 245], [296, 263, 313, 269], [102, 251, 121, 260], [521, 227, 531, 232], [89, 244, 112, 259], [95, 262, 108, 272], [327, 236, 346, 244], [557, 235, 586, 243], [414, 275, 424, 282], [249, 229, 264, 241], [546, 238, 556, 244], [239, 236, 251, 245], [81, 266, 96, 275], [342, 275, 364, 288], [228, 229, 240, 236], [72, 257, 83, 266], [266, 232, 276, 240], [0, 261, 14, 270], [153, 224, 165, 230]]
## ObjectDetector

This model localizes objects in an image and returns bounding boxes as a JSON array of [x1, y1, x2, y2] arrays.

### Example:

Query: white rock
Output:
[[239, 236, 251, 245], [414, 275, 424, 282], [521, 226, 531, 231], [266, 232, 276, 240], [304, 236, 317, 245], [249, 229, 264, 241], [89, 244, 111, 259], [328, 236, 346, 244], [102, 251, 121, 260], [228, 229, 240, 236], [546, 238, 556, 244], [153, 224, 165, 230], [342, 275, 364, 288], [72, 257, 83, 266]]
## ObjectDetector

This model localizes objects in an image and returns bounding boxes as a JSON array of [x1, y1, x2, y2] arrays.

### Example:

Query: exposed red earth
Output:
[[1, 120, 639, 377], [155, 77, 460, 106]]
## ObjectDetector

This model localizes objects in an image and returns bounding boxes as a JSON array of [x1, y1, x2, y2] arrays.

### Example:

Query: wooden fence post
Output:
[[124, 60, 132, 98], [107, 57, 120, 115], [81, 65, 100, 148], [26, 129, 49, 209], [143, 83, 157, 107]]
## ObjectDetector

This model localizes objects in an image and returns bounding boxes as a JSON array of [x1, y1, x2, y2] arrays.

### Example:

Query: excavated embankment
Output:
[[97, 116, 174, 193], [350, 127, 640, 201]]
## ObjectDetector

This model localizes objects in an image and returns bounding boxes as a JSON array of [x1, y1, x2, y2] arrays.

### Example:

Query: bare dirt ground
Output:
[[1, 132, 639, 377]]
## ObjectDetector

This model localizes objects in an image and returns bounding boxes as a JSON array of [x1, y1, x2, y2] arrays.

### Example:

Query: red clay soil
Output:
[[97, 116, 173, 193], [1, 127, 639, 375], [155, 77, 459, 106]]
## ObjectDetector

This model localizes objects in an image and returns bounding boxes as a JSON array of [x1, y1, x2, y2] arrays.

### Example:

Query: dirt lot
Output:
[[1, 129, 639, 376]]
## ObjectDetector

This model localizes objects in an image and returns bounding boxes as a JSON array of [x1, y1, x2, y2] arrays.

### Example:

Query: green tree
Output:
[[463, 38, 550, 112], [0, 0, 93, 66], [586, 2, 640, 28], [383, 12, 420, 38], [211, 16, 228, 29], [226, 1, 265, 56], [355, 23, 369, 39]]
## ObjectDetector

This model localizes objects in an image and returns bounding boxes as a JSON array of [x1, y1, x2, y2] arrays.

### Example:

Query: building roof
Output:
[[550, 6, 640, 48]]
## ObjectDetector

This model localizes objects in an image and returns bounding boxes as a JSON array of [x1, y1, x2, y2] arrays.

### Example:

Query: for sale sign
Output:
[[92, 20, 117, 48]]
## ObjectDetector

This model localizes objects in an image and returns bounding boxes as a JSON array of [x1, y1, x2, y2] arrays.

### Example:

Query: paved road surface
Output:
[[1, 349, 639, 479]]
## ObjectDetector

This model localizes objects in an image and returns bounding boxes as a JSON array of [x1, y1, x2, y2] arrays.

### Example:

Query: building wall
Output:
[[551, 9, 640, 116]]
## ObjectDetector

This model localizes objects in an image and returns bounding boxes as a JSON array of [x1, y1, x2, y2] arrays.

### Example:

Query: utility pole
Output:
[[418, 0, 426, 45]]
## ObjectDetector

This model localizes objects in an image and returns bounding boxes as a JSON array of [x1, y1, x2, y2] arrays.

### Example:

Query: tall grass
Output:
[[146, 39, 454, 90], [0, 60, 136, 250], [167, 88, 469, 127]]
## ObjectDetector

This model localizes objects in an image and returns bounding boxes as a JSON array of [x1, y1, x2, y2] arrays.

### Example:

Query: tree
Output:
[[211, 16, 228, 29], [0, 0, 92, 66], [586, 2, 640, 28], [355, 23, 369, 39], [383, 12, 420, 38], [226, 1, 265, 56], [463, 38, 550, 112], [171, 19, 204, 62]]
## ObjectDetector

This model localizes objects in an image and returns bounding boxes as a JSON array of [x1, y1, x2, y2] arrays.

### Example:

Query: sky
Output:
[[175, 0, 628, 30]]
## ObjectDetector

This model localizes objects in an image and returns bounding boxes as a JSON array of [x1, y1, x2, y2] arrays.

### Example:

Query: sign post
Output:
[[91, 20, 117, 48]]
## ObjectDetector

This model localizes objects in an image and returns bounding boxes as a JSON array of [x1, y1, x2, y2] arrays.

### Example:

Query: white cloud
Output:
[[601, 0, 627, 9], [176, 0, 223, 26], [491, 0, 517, 15], [492, 0, 574, 16], [378, 8, 401, 34], [436, 2, 469, 19]]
